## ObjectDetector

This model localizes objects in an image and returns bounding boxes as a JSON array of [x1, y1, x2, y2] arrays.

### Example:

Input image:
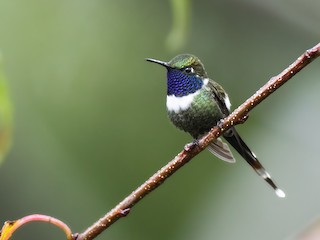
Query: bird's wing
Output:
[[205, 79, 236, 163], [207, 138, 235, 163], [206, 79, 231, 117]]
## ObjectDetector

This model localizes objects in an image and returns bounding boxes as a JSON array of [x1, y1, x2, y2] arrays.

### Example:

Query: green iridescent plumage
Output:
[[167, 81, 224, 138], [169, 54, 208, 78]]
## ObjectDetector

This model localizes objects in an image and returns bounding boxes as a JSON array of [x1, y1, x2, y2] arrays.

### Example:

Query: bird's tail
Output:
[[224, 128, 285, 198]]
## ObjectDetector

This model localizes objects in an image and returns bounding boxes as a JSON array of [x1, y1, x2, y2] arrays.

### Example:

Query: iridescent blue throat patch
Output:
[[167, 69, 203, 97]]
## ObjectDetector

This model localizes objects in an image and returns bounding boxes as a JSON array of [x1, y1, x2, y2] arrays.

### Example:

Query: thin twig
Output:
[[0, 214, 73, 240], [76, 43, 320, 240]]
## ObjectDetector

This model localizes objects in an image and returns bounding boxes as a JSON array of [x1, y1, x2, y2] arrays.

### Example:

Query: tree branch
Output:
[[76, 43, 320, 240]]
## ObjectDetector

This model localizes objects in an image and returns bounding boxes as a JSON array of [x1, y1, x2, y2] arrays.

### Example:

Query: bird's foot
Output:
[[217, 119, 225, 128], [184, 139, 199, 152]]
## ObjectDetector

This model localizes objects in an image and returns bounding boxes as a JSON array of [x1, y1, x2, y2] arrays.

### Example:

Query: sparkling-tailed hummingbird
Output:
[[146, 54, 285, 198]]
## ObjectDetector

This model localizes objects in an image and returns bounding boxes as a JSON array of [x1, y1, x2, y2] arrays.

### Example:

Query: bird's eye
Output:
[[184, 67, 195, 74]]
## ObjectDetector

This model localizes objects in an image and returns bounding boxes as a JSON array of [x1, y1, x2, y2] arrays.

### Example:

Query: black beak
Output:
[[146, 58, 169, 68]]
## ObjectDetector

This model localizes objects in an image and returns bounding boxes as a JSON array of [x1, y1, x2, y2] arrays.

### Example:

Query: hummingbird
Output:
[[146, 54, 285, 198]]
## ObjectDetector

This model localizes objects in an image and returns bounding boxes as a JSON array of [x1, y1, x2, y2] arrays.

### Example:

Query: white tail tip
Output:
[[276, 189, 286, 198]]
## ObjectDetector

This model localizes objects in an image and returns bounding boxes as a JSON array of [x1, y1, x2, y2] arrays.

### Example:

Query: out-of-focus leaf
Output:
[[166, 0, 191, 52], [0, 53, 13, 164], [293, 218, 320, 240]]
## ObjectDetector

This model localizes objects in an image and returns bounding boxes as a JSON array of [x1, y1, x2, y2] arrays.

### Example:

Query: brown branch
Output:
[[76, 43, 320, 240]]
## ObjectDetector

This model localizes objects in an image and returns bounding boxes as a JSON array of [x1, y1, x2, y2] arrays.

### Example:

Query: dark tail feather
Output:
[[224, 128, 285, 198]]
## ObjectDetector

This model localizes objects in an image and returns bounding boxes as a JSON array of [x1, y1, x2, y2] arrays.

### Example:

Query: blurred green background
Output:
[[0, 0, 319, 239]]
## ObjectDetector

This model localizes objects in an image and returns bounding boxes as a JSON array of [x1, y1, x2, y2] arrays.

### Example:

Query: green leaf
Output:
[[0, 53, 13, 164]]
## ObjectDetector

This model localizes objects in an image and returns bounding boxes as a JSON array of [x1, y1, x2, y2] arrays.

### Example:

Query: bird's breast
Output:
[[166, 91, 200, 113], [166, 89, 223, 138]]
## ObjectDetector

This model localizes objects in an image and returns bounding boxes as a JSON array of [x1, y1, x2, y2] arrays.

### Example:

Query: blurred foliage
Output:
[[293, 218, 320, 240], [0, 54, 12, 164], [166, 0, 191, 51], [0, 1, 319, 240]]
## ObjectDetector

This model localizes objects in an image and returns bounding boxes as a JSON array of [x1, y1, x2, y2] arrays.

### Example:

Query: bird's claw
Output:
[[184, 139, 199, 152], [217, 119, 225, 129]]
